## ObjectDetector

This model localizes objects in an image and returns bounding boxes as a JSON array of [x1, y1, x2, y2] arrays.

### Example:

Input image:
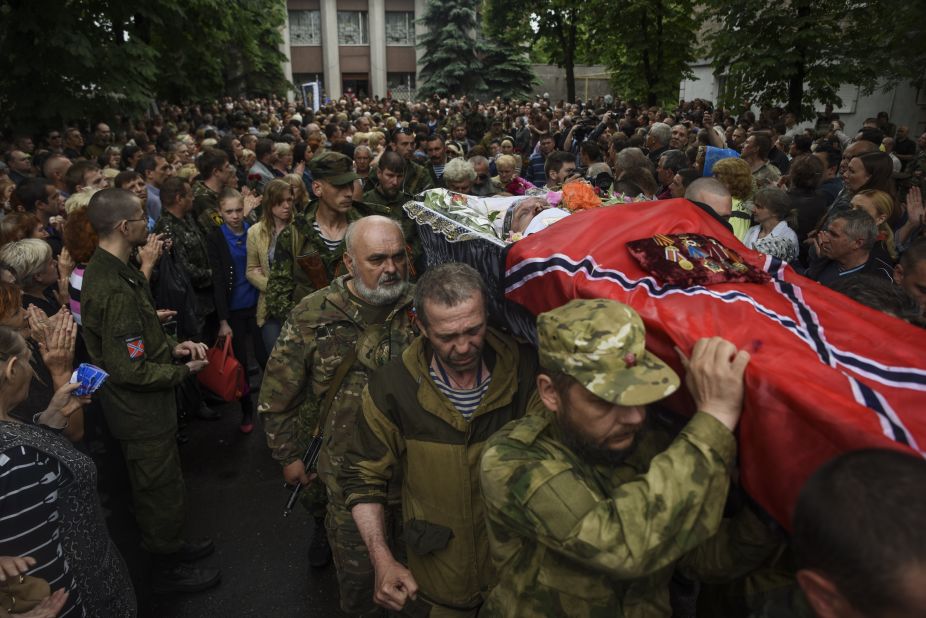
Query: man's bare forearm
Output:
[[352, 503, 393, 565]]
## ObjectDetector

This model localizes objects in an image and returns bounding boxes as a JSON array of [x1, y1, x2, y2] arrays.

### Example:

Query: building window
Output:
[[289, 10, 320, 46], [337, 11, 369, 45], [385, 12, 415, 46], [387, 72, 416, 89]]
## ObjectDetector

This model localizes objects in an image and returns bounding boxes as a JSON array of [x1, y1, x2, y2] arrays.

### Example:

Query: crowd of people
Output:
[[0, 91, 924, 618]]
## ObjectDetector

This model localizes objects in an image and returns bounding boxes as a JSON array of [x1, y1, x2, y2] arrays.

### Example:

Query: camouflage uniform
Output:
[[263, 203, 360, 322], [153, 209, 215, 321], [479, 299, 779, 618], [258, 275, 418, 615], [192, 180, 223, 231], [265, 151, 367, 322], [81, 247, 190, 555], [340, 329, 538, 614]]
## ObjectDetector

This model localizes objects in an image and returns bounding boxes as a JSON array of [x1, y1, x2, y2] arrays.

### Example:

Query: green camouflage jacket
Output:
[[258, 275, 417, 475], [361, 186, 421, 266], [367, 158, 435, 197], [192, 180, 223, 231], [340, 329, 538, 609], [263, 201, 360, 321], [479, 401, 779, 618], [81, 247, 187, 441]]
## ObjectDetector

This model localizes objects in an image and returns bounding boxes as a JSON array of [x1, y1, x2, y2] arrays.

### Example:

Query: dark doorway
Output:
[[342, 75, 369, 99]]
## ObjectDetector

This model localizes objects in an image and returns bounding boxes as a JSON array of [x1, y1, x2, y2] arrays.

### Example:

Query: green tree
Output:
[[702, 0, 926, 119], [417, 0, 486, 98], [481, 39, 538, 100], [589, 0, 696, 107], [484, 0, 590, 102], [0, 0, 288, 131]]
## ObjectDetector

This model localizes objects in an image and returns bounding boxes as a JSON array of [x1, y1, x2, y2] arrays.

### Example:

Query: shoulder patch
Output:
[[125, 336, 145, 360]]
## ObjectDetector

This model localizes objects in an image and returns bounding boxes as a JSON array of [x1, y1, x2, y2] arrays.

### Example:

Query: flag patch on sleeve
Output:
[[126, 336, 145, 360]]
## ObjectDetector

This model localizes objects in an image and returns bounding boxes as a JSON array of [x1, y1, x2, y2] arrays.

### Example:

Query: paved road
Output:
[[102, 399, 347, 618]]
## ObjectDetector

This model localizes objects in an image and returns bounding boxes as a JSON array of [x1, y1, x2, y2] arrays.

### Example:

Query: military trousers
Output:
[[120, 433, 186, 555]]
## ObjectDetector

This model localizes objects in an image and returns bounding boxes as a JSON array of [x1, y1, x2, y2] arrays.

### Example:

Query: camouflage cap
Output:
[[308, 151, 359, 186], [537, 299, 680, 406]]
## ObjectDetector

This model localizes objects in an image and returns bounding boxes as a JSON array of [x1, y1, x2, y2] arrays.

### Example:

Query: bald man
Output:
[[259, 215, 419, 613], [685, 177, 734, 231]]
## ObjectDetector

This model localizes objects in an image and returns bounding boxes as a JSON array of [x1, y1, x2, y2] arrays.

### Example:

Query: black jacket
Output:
[[205, 226, 239, 321]]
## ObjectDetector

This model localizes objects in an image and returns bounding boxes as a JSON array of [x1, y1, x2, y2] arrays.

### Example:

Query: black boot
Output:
[[151, 561, 221, 595], [308, 516, 332, 568]]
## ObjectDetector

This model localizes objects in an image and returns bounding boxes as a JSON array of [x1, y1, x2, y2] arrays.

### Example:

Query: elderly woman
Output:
[[712, 157, 757, 241], [492, 154, 534, 196], [442, 157, 478, 194], [0, 239, 66, 316], [0, 325, 137, 617], [743, 187, 799, 263], [272, 142, 294, 177]]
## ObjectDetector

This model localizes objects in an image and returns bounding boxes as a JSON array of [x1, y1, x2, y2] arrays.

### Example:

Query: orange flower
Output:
[[562, 182, 602, 212]]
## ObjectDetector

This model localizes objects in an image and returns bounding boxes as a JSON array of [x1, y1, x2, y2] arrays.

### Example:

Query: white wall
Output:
[[679, 62, 926, 134]]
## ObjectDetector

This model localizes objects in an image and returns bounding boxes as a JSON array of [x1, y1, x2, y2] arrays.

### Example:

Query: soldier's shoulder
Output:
[[485, 413, 551, 460], [289, 286, 348, 325]]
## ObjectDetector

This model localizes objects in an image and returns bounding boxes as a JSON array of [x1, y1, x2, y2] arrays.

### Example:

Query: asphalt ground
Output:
[[100, 395, 347, 618]]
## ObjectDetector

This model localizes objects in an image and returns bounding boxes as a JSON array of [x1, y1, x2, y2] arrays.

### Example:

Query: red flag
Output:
[[504, 198, 926, 527]]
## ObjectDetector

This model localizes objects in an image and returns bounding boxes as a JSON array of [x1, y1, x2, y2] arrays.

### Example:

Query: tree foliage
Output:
[[484, 0, 590, 102], [481, 39, 539, 100], [0, 0, 288, 131], [417, 0, 486, 98], [417, 0, 536, 100], [589, 0, 697, 107], [702, 0, 926, 119]]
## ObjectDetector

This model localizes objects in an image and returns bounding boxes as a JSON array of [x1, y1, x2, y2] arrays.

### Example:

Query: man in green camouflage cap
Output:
[[265, 151, 371, 325], [479, 298, 780, 617]]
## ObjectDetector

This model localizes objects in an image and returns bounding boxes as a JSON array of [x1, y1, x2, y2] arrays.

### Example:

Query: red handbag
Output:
[[196, 336, 246, 402]]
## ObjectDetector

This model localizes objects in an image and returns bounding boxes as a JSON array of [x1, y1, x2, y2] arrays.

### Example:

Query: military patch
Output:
[[125, 336, 145, 360]]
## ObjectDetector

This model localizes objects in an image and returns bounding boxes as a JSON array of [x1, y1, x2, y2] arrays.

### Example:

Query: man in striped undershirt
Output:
[[341, 262, 538, 617]]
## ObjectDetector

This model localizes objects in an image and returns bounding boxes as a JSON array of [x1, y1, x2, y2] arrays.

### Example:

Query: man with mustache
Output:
[[259, 215, 419, 614], [479, 299, 779, 617]]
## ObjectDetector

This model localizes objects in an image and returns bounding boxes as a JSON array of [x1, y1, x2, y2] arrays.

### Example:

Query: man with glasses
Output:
[[46, 130, 64, 154], [82, 188, 221, 595]]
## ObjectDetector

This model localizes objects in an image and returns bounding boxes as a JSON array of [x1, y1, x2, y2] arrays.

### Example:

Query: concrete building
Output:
[[282, 0, 426, 100]]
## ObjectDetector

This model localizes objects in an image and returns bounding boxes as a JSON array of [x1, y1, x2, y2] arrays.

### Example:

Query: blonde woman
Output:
[[283, 173, 311, 213], [246, 179, 294, 352], [712, 157, 757, 241], [851, 189, 897, 261]]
